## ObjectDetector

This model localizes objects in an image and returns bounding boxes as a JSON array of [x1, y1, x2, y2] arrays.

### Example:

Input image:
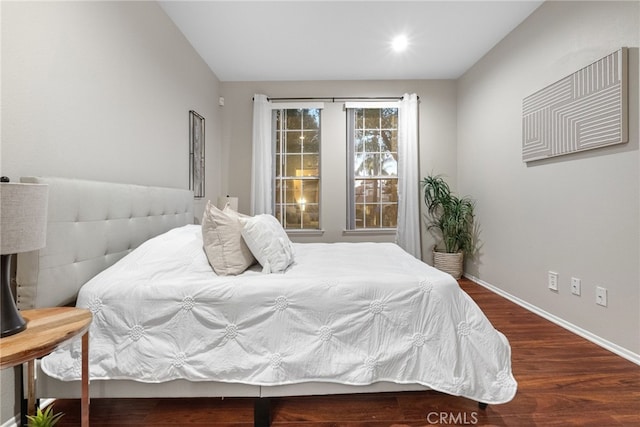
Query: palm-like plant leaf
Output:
[[421, 175, 475, 254], [26, 405, 64, 427]]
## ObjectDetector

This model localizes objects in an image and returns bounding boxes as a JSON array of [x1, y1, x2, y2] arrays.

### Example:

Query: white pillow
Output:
[[240, 214, 295, 273], [201, 200, 255, 275]]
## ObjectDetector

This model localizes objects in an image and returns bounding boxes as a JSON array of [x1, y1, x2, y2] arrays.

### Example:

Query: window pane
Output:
[[381, 108, 398, 129], [275, 179, 282, 204], [354, 154, 365, 178], [355, 204, 365, 229], [285, 131, 303, 153], [382, 203, 398, 227], [381, 179, 398, 202], [303, 204, 319, 229], [355, 154, 380, 177], [354, 179, 365, 203], [284, 204, 301, 229], [363, 179, 380, 202], [284, 180, 297, 203], [380, 130, 397, 152], [303, 109, 320, 130], [364, 130, 379, 152], [300, 154, 319, 176], [303, 130, 320, 152], [354, 131, 365, 152], [280, 180, 320, 230], [365, 205, 379, 228], [381, 153, 397, 175], [364, 108, 381, 129], [301, 179, 319, 203], [286, 109, 302, 129], [355, 109, 365, 129], [285, 154, 302, 176]]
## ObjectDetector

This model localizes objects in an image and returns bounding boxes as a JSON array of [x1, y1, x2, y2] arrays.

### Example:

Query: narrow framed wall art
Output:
[[189, 110, 205, 198]]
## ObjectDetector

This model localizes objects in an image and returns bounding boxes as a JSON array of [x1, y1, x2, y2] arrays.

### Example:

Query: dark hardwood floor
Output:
[[51, 278, 640, 426]]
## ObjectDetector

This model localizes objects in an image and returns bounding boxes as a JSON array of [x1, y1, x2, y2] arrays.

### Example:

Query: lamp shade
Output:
[[217, 195, 239, 212], [1, 183, 49, 254]]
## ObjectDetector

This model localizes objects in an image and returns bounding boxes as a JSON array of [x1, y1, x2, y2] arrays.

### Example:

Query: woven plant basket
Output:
[[433, 251, 464, 279]]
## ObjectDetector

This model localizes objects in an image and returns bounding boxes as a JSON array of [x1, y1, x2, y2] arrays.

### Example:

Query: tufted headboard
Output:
[[16, 177, 194, 309]]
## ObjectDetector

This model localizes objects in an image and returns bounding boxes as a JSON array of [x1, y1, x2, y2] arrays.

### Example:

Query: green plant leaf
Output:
[[26, 405, 64, 427], [421, 174, 475, 254]]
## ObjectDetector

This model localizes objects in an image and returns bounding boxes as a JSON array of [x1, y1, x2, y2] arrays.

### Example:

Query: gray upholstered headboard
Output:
[[16, 177, 194, 309]]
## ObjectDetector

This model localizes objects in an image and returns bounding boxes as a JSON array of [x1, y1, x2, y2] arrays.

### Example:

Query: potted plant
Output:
[[26, 405, 64, 427], [421, 175, 475, 279]]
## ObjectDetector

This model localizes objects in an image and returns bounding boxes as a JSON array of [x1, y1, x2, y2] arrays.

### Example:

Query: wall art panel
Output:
[[522, 48, 628, 162]]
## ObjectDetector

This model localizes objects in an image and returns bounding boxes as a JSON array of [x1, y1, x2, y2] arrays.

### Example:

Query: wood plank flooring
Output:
[[50, 278, 640, 426]]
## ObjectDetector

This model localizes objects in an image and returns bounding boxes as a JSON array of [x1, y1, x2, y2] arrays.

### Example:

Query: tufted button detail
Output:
[[224, 324, 238, 340], [318, 325, 333, 342], [369, 300, 385, 315], [128, 325, 145, 341], [269, 353, 283, 369], [88, 297, 103, 314], [411, 333, 426, 347], [364, 356, 378, 372], [419, 280, 433, 294], [274, 296, 289, 311], [172, 352, 187, 368], [457, 321, 471, 337], [181, 296, 195, 311]]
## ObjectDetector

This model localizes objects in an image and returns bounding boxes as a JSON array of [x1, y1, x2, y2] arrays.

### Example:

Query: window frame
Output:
[[272, 104, 323, 231], [346, 103, 399, 231]]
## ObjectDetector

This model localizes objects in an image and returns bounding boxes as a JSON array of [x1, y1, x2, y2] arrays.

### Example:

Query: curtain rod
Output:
[[252, 96, 418, 102]]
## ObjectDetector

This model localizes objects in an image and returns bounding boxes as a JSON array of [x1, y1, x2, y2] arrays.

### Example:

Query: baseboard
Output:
[[0, 398, 55, 427], [0, 415, 18, 427], [464, 273, 640, 366]]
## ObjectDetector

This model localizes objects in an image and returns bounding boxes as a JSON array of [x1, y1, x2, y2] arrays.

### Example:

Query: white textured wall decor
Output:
[[522, 48, 628, 162]]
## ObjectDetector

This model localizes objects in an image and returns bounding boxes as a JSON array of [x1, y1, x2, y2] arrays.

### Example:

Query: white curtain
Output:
[[251, 94, 272, 215], [396, 93, 422, 259]]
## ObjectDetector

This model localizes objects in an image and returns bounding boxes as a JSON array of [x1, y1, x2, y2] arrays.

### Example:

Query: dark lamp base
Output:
[[1, 253, 27, 338]]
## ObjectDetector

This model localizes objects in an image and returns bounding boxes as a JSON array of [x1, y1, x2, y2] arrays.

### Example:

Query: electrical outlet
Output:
[[596, 286, 608, 307], [571, 277, 581, 296], [548, 271, 558, 291]]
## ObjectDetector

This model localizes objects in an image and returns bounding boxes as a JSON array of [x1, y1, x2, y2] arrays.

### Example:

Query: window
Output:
[[347, 107, 398, 230], [274, 108, 321, 230]]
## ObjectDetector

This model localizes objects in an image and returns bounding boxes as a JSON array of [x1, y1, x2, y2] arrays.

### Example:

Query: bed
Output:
[[16, 177, 516, 426]]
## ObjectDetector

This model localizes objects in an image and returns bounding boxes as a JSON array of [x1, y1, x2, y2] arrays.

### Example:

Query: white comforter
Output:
[[42, 225, 517, 404]]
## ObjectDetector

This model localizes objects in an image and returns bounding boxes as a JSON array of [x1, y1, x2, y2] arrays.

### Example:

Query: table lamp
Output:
[[217, 195, 239, 212], [1, 178, 49, 337]]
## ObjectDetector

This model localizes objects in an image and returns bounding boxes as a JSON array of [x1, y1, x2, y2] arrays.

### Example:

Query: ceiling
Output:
[[159, 1, 543, 82]]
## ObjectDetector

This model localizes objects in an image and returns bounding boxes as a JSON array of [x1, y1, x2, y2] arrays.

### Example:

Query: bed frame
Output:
[[16, 177, 439, 426]]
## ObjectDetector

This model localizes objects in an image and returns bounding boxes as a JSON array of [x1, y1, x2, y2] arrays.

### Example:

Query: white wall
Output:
[[457, 1, 639, 356], [0, 1, 222, 423], [1, 0, 222, 213], [220, 80, 457, 255]]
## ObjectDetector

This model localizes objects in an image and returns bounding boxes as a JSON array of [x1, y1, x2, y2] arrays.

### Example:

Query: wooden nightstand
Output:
[[0, 307, 92, 427]]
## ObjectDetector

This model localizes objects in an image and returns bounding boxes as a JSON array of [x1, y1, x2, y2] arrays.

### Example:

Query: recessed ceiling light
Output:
[[391, 35, 408, 52]]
